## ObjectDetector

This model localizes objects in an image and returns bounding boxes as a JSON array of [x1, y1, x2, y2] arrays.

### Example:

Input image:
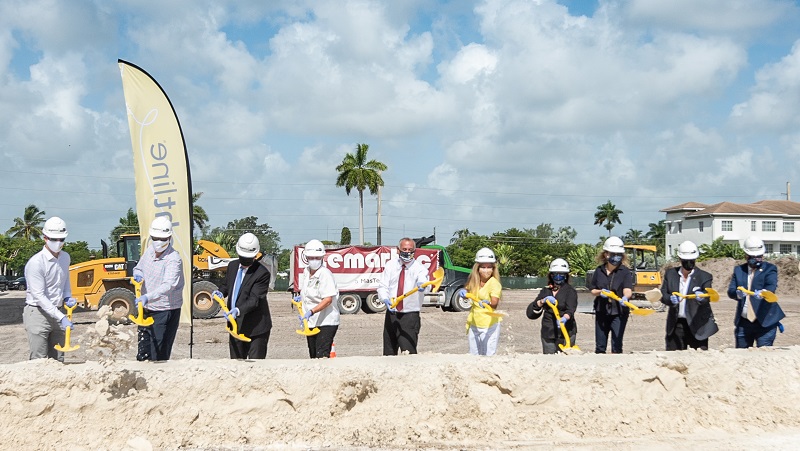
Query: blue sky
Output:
[[1, 0, 800, 250]]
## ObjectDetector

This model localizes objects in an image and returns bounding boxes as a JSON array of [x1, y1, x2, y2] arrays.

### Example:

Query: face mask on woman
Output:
[[607, 254, 622, 266], [552, 273, 567, 285], [478, 267, 494, 278], [308, 258, 323, 270], [152, 239, 169, 253]]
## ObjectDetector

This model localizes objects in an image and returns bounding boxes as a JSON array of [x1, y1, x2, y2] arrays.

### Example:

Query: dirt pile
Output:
[[1, 349, 799, 449], [666, 256, 800, 296]]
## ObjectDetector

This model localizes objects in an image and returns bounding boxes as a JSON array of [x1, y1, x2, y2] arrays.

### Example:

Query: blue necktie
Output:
[[231, 266, 244, 310]]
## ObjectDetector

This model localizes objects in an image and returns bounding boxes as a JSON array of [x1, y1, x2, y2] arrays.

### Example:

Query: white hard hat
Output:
[[236, 233, 260, 258], [743, 236, 765, 257], [603, 236, 625, 253], [677, 241, 699, 260], [304, 239, 325, 258], [43, 217, 68, 239], [549, 258, 570, 273], [149, 216, 173, 238], [475, 247, 496, 263]]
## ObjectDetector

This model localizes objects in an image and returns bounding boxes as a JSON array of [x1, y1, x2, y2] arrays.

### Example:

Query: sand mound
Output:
[[1, 349, 799, 449]]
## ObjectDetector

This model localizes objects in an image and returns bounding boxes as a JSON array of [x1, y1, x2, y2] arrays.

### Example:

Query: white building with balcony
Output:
[[660, 200, 800, 259]]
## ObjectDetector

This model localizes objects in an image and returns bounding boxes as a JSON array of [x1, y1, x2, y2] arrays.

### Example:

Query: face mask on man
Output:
[[239, 256, 255, 267], [552, 273, 567, 285], [152, 239, 169, 253], [46, 239, 65, 253], [308, 259, 323, 270], [399, 251, 414, 263], [681, 259, 695, 271], [608, 254, 622, 266], [747, 257, 762, 268]]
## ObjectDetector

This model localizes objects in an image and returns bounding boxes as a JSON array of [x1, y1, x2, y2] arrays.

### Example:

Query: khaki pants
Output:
[[23, 305, 65, 362]]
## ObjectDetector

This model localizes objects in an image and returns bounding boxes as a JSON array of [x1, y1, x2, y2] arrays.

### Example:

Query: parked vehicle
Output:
[[289, 238, 471, 314], [0, 276, 8, 291], [8, 277, 25, 291]]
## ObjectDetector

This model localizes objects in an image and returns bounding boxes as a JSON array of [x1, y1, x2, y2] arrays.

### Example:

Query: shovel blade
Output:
[[128, 314, 154, 326], [630, 308, 655, 316], [296, 327, 321, 336], [227, 328, 251, 342], [428, 268, 445, 293], [558, 343, 580, 352], [55, 344, 80, 352], [762, 290, 779, 303]]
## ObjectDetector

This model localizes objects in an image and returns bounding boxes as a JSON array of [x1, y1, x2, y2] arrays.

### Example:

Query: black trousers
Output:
[[230, 329, 270, 359], [666, 318, 708, 351], [594, 312, 629, 354], [137, 308, 181, 361], [383, 311, 421, 355], [306, 325, 338, 358]]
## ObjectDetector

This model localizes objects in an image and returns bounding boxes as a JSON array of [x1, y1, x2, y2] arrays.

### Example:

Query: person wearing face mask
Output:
[[526, 258, 577, 354], [659, 241, 718, 351], [378, 237, 431, 355], [295, 239, 339, 358], [213, 233, 272, 359], [727, 236, 784, 348], [132, 216, 185, 361], [22, 217, 77, 361], [457, 248, 503, 356], [589, 236, 634, 354]]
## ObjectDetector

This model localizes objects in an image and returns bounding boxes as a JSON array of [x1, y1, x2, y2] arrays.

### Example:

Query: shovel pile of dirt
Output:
[[0, 349, 799, 449]]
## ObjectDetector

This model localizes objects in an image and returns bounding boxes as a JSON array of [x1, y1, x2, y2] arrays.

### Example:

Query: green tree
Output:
[[110, 208, 139, 243], [698, 237, 746, 261], [206, 230, 236, 254], [494, 243, 514, 275], [594, 200, 623, 236], [646, 219, 667, 252], [567, 243, 600, 276], [623, 229, 645, 244], [7, 204, 46, 240], [450, 228, 477, 245], [446, 234, 489, 268], [64, 241, 100, 265], [223, 216, 281, 254], [335, 143, 387, 245], [340, 227, 352, 245], [192, 192, 210, 234]]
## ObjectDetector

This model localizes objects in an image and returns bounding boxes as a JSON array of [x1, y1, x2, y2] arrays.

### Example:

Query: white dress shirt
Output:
[[25, 247, 71, 321], [377, 258, 430, 313]]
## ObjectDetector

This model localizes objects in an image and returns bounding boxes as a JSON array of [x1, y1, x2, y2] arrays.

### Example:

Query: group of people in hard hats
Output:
[[22, 215, 786, 363]]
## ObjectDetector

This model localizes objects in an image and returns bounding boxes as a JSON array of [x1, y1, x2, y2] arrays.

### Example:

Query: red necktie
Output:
[[396, 265, 406, 311]]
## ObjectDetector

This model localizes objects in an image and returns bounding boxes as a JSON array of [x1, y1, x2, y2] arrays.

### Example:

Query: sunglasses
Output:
[[152, 237, 170, 242]]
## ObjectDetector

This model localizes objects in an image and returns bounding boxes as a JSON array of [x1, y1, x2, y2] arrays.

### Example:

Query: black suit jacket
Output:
[[526, 284, 578, 341], [660, 267, 718, 340], [220, 260, 272, 336]]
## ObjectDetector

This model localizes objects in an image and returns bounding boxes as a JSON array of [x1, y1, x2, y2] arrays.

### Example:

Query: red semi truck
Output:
[[290, 244, 472, 314]]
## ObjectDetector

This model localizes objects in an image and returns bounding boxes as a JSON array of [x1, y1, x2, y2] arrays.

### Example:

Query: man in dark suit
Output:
[[660, 241, 718, 350], [213, 233, 272, 359], [727, 236, 784, 348]]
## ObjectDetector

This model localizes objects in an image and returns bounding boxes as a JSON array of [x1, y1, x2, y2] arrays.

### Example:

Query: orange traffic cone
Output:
[[329, 342, 337, 358]]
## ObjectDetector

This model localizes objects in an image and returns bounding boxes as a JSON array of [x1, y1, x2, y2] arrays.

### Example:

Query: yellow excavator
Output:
[[69, 235, 233, 323]]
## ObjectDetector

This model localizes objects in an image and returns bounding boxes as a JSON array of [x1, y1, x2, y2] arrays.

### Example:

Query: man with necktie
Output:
[[378, 237, 431, 355], [727, 236, 785, 348], [214, 233, 272, 359]]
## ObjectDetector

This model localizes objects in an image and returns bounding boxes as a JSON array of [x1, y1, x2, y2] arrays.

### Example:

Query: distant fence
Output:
[[500, 276, 587, 291]]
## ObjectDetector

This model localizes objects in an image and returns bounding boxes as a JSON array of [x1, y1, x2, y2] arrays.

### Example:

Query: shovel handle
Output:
[[55, 325, 80, 352], [213, 294, 251, 342], [600, 289, 621, 301], [737, 286, 778, 303], [291, 300, 321, 335], [390, 276, 443, 309]]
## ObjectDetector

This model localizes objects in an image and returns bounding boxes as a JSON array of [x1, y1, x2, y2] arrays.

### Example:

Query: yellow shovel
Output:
[[465, 293, 507, 318], [54, 304, 80, 352], [128, 278, 154, 327], [544, 298, 579, 351], [737, 286, 779, 303], [212, 294, 251, 342], [601, 289, 654, 316], [390, 267, 445, 309], [673, 287, 720, 302], [291, 299, 321, 336]]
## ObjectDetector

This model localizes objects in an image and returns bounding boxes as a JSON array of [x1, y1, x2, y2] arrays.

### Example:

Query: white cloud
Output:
[[621, 0, 796, 32]]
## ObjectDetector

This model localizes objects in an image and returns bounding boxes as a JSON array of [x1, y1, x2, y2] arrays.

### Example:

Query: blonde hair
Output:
[[465, 262, 501, 294], [595, 249, 630, 268]]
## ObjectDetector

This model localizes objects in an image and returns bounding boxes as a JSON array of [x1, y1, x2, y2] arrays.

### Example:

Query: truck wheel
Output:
[[99, 287, 135, 324], [338, 294, 362, 315], [363, 293, 386, 313], [192, 280, 221, 319], [449, 288, 471, 312]]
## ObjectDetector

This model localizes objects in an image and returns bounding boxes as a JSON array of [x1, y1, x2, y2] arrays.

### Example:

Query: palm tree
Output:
[[624, 229, 645, 244], [450, 228, 477, 244], [335, 143, 387, 245], [494, 243, 514, 275], [594, 200, 623, 236], [646, 219, 667, 252], [192, 192, 209, 232], [110, 208, 139, 243], [7, 204, 46, 240]]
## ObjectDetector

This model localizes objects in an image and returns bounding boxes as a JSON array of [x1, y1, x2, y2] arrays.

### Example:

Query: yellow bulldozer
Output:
[[69, 235, 233, 323]]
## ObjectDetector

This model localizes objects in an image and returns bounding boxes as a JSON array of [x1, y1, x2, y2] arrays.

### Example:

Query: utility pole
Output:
[[377, 184, 382, 245], [782, 182, 791, 201]]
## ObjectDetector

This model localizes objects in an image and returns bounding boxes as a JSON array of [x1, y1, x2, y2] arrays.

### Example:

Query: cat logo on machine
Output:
[[103, 263, 126, 271]]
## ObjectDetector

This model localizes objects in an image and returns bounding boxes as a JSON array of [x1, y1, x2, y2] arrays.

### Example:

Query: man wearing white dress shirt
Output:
[[378, 237, 431, 355]]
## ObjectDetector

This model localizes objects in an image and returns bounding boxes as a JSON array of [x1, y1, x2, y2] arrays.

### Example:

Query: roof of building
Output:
[[663, 199, 800, 218]]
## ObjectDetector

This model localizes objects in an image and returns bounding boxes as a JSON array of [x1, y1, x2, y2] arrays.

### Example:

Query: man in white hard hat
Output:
[[727, 236, 785, 348], [22, 217, 78, 361], [213, 232, 272, 359], [132, 216, 185, 361], [659, 241, 718, 351], [378, 237, 431, 355]]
